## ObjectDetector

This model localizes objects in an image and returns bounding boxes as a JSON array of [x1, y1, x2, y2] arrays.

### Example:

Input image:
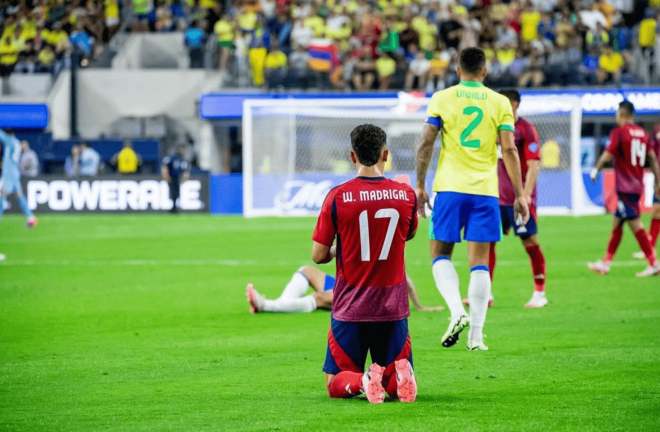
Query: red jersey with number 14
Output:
[[607, 124, 650, 195], [312, 177, 418, 322]]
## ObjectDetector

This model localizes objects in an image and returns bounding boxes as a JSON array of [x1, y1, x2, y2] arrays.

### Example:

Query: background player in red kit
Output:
[[633, 124, 660, 259], [462, 89, 548, 309], [588, 101, 660, 277], [311, 124, 418, 404]]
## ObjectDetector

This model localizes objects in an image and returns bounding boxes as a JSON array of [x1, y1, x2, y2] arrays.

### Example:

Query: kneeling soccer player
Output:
[[312, 124, 418, 404], [588, 101, 660, 277], [246, 265, 444, 314]]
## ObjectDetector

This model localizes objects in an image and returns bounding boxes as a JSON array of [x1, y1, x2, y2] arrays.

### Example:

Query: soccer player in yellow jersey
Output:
[[415, 48, 529, 351]]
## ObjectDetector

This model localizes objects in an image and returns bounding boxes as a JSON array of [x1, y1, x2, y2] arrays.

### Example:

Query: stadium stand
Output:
[[0, 0, 659, 89]]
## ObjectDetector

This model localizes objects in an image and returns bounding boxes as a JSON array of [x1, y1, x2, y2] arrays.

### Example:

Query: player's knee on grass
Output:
[[301, 266, 326, 292], [314, 291, 333, 311]]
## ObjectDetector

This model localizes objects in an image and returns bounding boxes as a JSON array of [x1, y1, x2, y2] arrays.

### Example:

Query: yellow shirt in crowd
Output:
[[118, 147, 139, 173], [520, 11, 540, 42], [376, 56, 396, 77], [599, 52, 624, 73], [265, 51, 287, 69]]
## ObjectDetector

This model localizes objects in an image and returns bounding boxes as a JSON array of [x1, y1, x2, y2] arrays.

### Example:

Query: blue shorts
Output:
[[615, 192, 641, 221], [501, 205, 538, 238], [323, 274, 335, 291], [429, 192, 501, 243], [0, 175, 21, 195], [323, 316, 412, 375], [654, 193, 659, 205]]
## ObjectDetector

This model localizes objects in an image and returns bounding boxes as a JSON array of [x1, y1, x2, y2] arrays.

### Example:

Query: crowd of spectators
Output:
[[1, 0, 659, 89], [0, 0, 111, 77], [207, 0, 660, 90]]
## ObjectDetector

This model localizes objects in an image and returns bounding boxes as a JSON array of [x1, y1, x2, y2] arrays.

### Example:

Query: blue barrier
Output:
[[210, 173, 243, 215], [213, 172, 603, 216], [0, 103, 49, 129], [199, 87, 660, 120]]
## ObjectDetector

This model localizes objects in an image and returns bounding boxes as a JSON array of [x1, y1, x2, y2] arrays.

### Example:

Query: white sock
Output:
[[432, 258, 466, 320], [468, 268, 491, 343], [279, 269, 309, 299], [263, 295, 317, 313]]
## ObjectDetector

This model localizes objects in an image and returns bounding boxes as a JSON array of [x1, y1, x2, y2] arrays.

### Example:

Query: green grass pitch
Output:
[[0, 214, 659, 431]]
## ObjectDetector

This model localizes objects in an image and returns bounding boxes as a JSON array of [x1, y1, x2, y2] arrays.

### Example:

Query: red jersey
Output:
[[607, 124, 650, 195], [497, 117, 541, 206], [651, 125, 660, 161], [312, 177, 418, 322]]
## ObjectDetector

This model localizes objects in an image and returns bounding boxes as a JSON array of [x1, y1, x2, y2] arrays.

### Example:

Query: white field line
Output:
[[0, 259, 649, 268]]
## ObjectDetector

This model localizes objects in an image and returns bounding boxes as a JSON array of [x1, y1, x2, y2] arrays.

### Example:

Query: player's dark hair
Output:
[[618, 100, 635, 116], [4, 128, 14, 135], [350, 124, 386, 167], [500, 89, 521, 103], [459, 47, 486, 76]]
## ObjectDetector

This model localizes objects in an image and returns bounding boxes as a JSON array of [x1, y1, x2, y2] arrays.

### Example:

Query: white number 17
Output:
[[359, 208, 400, 261]]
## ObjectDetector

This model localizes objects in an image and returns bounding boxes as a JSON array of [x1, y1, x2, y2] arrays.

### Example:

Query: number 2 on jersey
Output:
[[631, 138, 646, 167], [359, 208, 399, 261], [460, 106, 483, 149]]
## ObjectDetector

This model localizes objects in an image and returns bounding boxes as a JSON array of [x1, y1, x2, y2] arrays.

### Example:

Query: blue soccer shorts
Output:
[[615, 192, 641, 221], [323, 316, 412, 376], [654, 193, 659, 205], [501, 205, 538, 239], [429, 192, 501, 243], [323, 274, 335, 291]]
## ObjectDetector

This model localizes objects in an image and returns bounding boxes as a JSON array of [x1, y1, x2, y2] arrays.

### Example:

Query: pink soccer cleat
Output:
[[362, 363, 386, 404], [587, 260, 610, 275], [246, 283, 264, 314], [395, 359, 417, 403], [26, 217, 37, 228]]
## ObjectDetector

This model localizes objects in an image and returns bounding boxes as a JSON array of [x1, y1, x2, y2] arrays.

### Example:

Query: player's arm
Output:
[[415, 123, 439, 218], [312, 190, 338, 264], [161, 157, 170, 181], [501, 128, 529, 223], [0, 129, 10, 144], [591, 129, 619, 182], [522, 124, 541, 204], [312, 243, 336, 264], [591, 150, 614, 181], [406, 275, 444, 311]]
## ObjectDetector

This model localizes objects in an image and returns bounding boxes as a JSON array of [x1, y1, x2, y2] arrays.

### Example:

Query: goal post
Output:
[[242, 95, 602, 217]]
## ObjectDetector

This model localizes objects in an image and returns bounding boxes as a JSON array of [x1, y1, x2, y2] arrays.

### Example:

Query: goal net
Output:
[[242, 94, 601, 217]]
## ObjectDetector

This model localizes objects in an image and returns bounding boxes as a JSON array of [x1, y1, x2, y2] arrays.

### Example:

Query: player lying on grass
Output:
[[415, 47, 529, 351], [588, 100, 660, 277], [463, 89, 548, 309], [313, 124, 418, 404], [246, 265, 444, 313], [0, 129, 37, 227], [633, 123, 660, 260]]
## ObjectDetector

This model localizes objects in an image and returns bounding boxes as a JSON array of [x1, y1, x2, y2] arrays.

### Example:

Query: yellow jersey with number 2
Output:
[[425, 81, 514, 198]]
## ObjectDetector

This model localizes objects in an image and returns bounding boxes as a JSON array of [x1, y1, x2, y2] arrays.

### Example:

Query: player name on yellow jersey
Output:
[[426, 81, 514, 198]]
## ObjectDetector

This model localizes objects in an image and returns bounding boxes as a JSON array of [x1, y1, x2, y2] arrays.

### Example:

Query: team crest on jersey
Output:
[[528, 143, 539, 152]]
